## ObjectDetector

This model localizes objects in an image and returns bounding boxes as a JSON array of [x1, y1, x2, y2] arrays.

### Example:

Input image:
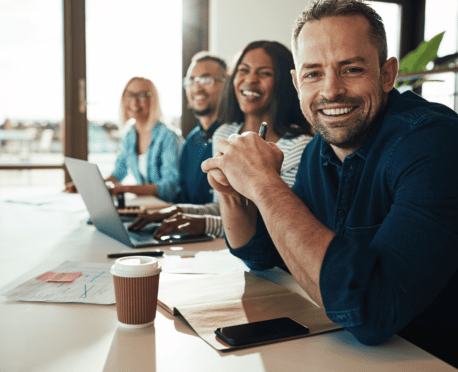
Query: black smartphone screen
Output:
[[214, 317, 309, 346]]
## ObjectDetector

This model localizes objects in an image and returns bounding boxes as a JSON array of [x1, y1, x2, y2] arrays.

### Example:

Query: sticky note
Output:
[[36, 271, 82, 283]]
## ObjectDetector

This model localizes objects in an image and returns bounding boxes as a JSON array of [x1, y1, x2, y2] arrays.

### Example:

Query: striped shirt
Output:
[[178, 122, 313, 237]]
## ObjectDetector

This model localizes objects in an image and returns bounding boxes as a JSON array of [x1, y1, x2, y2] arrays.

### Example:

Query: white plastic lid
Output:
[[110, 256, 161, 278]]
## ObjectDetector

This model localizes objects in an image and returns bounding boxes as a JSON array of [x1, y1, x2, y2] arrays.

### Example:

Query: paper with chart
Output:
[[2, 261, 115, 305]]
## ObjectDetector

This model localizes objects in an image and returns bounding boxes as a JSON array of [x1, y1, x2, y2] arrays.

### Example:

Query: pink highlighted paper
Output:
[[36, 271, 82, 283]]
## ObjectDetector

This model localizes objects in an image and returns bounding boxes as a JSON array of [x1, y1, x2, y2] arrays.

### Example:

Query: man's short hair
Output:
[[191, 51, 227, 73], [292, 0, 388, 66]]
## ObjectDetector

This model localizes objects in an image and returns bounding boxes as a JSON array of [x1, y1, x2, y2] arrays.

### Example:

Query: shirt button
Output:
[[338, 209, 345, 217], [323, 161, 328, 166], [349, 163, 353, 169]]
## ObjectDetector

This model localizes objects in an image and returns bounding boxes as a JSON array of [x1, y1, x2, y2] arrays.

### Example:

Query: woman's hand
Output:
[[153, 213, 205, 238], [64, 181, 77, 193], [128, 205, 184, 231]]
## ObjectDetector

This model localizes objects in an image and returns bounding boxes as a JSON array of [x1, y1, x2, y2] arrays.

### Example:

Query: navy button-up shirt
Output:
[[229, 89, 458, 361], [174, 120, 220, 204]]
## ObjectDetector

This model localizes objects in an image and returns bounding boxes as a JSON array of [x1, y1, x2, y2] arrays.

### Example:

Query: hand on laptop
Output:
[[128, 205, 184, 231], [64, 181, 77, 193], [153, 213, 205, 238]]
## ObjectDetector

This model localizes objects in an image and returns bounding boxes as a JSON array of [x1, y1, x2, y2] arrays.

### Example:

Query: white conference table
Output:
[[0, 188, 456, 372]]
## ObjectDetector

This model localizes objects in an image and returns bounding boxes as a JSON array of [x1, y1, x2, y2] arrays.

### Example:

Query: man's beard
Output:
[[310, 86, 385, 150], [192, 107, 212, 117]]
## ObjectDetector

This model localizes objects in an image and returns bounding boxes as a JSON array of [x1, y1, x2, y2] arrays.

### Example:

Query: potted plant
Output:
[[396, 31, 445, 91]]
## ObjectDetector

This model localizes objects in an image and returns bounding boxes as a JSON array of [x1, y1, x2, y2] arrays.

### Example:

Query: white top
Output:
[[137, 153, 148, 179]]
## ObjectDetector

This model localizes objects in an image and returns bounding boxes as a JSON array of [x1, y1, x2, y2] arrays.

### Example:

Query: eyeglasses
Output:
[[123, 91, 152, 102], [183, 76, 225, 88]]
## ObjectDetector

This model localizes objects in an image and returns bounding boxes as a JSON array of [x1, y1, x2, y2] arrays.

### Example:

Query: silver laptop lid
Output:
[[64, 157, 133, 247]]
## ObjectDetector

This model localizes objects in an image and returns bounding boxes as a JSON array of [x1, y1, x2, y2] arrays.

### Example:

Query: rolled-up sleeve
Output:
[[111, 134, 131, 182], [228, 211, 285, 270]]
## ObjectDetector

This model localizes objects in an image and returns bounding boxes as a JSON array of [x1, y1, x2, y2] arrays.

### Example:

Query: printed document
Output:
[[2, 261, 115, 305]]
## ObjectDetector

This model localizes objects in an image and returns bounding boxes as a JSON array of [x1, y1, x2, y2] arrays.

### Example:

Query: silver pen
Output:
[[259, 121, 268, 140], [246, 122, 268, 205]]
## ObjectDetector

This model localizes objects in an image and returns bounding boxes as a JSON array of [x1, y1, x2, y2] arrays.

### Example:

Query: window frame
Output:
[[2, 0, 429, 177]]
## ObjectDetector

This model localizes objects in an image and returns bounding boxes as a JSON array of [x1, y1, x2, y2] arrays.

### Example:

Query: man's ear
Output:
[[291, 70, 300, 94], [381, 57, 398, 93]]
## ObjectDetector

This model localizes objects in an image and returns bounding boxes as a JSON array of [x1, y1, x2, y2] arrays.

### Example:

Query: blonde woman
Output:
[[66, 77, 182, 202]]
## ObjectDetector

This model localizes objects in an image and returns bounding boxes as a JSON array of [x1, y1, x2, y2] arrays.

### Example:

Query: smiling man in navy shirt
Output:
[[175, 51, 227, 204], [202, 0, 458, 367]]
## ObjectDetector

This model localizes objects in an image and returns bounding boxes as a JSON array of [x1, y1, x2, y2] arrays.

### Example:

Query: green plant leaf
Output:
[[399, 31, 445, 74]]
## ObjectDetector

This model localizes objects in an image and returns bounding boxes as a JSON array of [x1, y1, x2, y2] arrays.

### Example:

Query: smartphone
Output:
[[214, 317, 309, 346]]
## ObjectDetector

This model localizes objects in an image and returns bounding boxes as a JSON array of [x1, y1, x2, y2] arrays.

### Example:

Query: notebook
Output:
[[64, 157, 214, 248]]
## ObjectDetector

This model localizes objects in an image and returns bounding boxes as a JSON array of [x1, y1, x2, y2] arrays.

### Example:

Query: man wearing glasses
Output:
[[176, 51, 227, 204], [129, 51, 226, 233]]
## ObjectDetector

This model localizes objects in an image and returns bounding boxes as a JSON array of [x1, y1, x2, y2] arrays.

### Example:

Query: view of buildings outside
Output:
[[421, 0, 458, 110], [0, 0, 64, 173], [0, 0, 182, 185], [1, 0, 457, 187]]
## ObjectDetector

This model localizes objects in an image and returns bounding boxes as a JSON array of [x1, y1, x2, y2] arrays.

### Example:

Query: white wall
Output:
[[209, 0, 312, 67]]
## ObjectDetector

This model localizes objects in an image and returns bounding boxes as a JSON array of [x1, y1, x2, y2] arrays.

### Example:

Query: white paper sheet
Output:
[[3, 191, 75, 205], [159, 249, 249, 274], [3, 190, 87, 212], [2, 261, 115, 305]]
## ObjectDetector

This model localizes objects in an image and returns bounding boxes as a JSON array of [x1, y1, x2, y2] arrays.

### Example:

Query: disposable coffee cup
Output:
[[111, 256, 161, 328]]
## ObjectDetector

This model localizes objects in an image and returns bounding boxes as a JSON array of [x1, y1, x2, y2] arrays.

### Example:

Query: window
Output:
[[0, 0, 183, 187], [86, 0, 182, 177], [366, 1, 402, 60], [0, 0, 64, 168], [421, 0, 458, 110]]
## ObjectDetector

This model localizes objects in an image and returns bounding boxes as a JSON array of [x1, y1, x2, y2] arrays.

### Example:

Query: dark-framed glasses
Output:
[[183, 76, 225, 88], [123, 91, 152, 102]]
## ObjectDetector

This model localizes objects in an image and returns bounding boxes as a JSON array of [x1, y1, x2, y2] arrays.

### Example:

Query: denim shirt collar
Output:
[[129, 121, 163, 143], [206, 120, 221, 136], [197, 120, 220, 142]]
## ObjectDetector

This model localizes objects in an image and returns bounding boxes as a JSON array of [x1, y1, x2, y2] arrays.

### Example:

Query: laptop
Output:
[[64, 157, 214, 248]]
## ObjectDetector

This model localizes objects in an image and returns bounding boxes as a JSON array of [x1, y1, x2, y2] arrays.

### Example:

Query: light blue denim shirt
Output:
[[111, 122, 182, 202], [229, 89, 458, 364]]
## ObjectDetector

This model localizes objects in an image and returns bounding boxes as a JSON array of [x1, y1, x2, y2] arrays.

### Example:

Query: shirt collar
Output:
[[199, 120, 220, 140], [354, 88, 398, 160], [202, 120, 220, 135], [320, 140, 341, 168]]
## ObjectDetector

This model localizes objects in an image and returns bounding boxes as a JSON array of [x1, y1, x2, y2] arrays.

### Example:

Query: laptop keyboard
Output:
[[123, 222, 194, 245], [124, 222, 160, 243]]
